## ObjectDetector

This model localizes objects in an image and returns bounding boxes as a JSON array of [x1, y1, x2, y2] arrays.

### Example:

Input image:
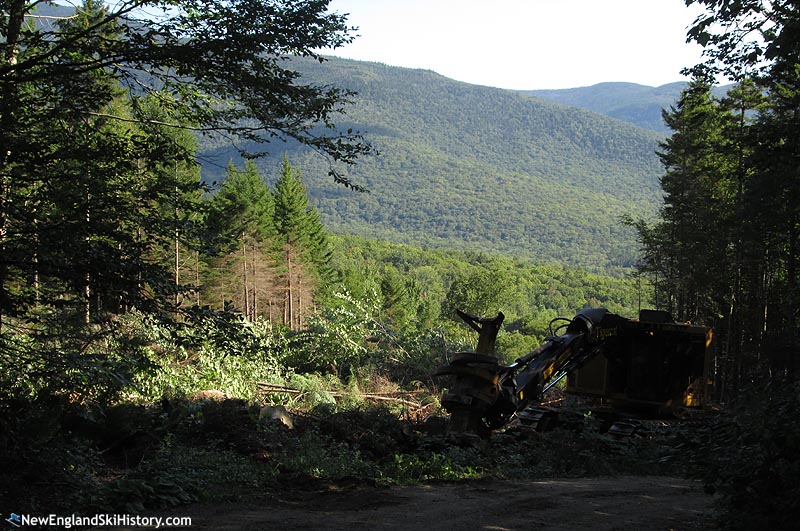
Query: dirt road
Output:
[[133, 476, 714, 531]]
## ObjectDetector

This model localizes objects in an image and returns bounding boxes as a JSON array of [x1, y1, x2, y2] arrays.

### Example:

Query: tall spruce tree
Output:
[[205, 161, 278, 320], [133, 93, 205, 310], [273, 156, 332, 329], [716, 78, 765, 391], [633, 77, 730, 322]]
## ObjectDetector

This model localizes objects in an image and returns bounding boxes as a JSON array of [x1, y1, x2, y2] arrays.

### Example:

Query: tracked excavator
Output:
[[435, 308, 713, 436]]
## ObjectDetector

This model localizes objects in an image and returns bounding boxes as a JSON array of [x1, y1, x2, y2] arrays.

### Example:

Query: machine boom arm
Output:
[[436, 308, 711, 436]]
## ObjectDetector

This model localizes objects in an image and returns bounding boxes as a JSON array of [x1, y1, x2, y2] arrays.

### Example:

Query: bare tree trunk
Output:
[[242, 238, 249, 319], [174, 229, 180, 308], [84, 274, 91, 326], [251, 245, 258, 319], [33, 214, 39, 307], [286, 248, 293, 329], [195, 250, 200, 306], [136, 227, 143, 294], [84, 189, 91, 326], [174, 181, 180, 310], [297, 277, 303, 330], [787, 218, 798, 379], [268, 295, 273, 324], [0, 0, 27, 333]]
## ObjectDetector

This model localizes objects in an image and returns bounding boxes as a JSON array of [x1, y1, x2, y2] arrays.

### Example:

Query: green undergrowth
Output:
[[0, 393, 696, 515], [8, 310, 796, 531]]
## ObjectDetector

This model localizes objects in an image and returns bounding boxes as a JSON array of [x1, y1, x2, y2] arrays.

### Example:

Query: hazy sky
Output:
[[325, 0, 707, 90]]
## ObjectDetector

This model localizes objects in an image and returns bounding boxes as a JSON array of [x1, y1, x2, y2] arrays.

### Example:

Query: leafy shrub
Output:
[[131, 434, 273, 503], [286, 290, 380, 375], [0, 313, 154, 405], [125, 310, 284, 401], [381, 452, 479, 483]]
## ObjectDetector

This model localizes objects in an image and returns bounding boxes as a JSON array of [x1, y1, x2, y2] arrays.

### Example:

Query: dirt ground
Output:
[[111, 476, 715, 531]]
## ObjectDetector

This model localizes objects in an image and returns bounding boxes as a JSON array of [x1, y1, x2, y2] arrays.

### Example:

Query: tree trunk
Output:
[[242, 237, 249, 319], [787, 217, 798, 379], [195, 251, 200, 306], [174, 181, 180, 310], [286, 249, 294, 330], [84, 189, 91, 326], [251, 245, 258, 320], [0, 0, 28, 332]]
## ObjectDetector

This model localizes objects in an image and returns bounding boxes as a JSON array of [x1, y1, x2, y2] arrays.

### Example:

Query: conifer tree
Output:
[[653, 76, 730, 321], [273, 156, 332, 329], [0, 0, 366, 330], [205, 161, 278, 320], [716, 78, 765, 391], [0, 1, 220, 400], [684, 0, 800, 382]]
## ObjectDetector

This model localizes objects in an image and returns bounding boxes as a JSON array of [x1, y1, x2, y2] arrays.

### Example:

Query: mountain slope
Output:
[[524, 82, 732, 134], [200, 58, 666, 272]]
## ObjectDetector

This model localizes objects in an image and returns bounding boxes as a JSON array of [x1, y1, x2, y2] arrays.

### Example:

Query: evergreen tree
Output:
[[0, 0, 367, 330], [685, 0, 800, 381], [133, 93, 205, 310], [0, 1, 218, 401], [273, 156, 332, 329], [209, 161, 277, 247], [716, 78, 765, 392], [205, 161, 278, 320], [653, 76, 730, 322], [627, 77, 760, 398]]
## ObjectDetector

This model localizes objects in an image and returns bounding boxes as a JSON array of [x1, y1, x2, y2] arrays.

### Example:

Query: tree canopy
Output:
[[1, 0, 369, 171], [631, 1, 800, 393], [0, 0, 367, 326]]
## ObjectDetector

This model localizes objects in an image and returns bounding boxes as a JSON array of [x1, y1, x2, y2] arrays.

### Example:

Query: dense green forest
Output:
[[201, 56, 665, 272], [1, 1, 799, 530]]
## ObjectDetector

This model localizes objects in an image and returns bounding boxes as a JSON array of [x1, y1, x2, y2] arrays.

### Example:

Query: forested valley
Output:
[[205, 55, 665, 273], [1, 1, 799, 530]]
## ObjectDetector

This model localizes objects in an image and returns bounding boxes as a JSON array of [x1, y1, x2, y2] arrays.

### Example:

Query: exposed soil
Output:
[[108, 476, 714, 531]]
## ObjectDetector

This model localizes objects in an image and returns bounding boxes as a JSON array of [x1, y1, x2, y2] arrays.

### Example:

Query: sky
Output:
[[324, 0, 708, 90]]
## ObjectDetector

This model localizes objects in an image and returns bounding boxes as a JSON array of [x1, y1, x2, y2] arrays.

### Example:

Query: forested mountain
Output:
[[201, 57, 665, 273], [6, 4, 800, 529], [30, 8, 669, 272], [525, 82, 732, 134]]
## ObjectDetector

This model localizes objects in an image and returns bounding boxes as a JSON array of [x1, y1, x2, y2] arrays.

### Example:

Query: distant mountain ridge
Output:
[[201, 57, 666, 273], [28, 5, 672, 272], [524, 82, 733, 134]]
